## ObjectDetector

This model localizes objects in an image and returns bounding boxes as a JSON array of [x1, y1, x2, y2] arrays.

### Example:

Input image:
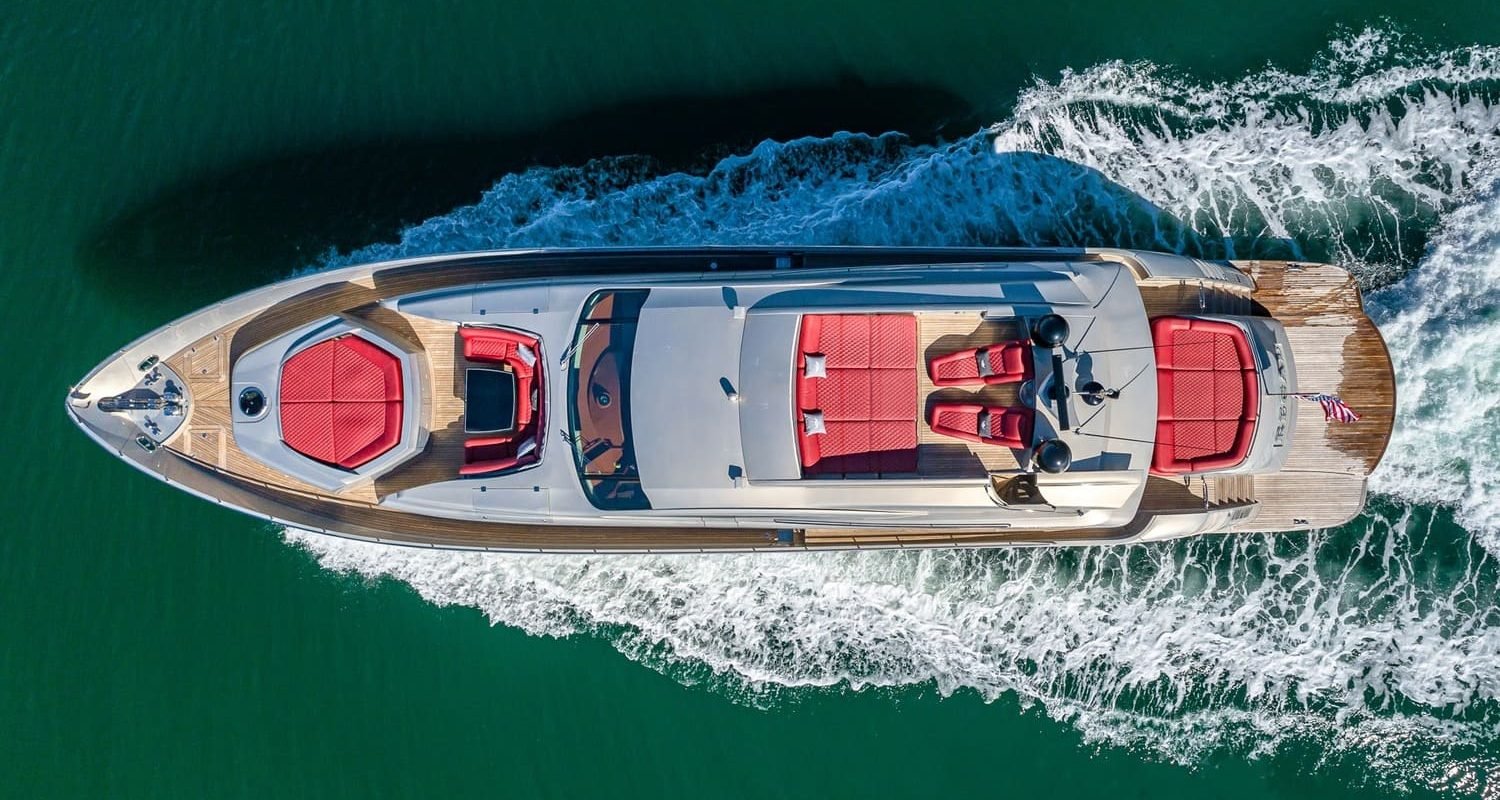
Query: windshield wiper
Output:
[[558, 321, 602, 366]]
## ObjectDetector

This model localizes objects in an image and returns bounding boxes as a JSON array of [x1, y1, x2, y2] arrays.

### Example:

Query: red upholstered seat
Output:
[[336, 335, 403, 401], [459, 433, 539, 476], [279, 342, 335, 403], [339, 401, 404, 467], [461, 326, 540, 425], [279, 402, 335, 463], [459, 326, 546, 477], [1150, 317, 1260, 475], [927, 403, 1034, 449], [279, 335, 403, 469], [795, 314, 919, 476], [928, 341, 1032, 386]]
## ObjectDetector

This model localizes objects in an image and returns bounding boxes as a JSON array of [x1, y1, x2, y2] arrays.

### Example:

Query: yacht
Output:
[[66, 247, 1394, 552]]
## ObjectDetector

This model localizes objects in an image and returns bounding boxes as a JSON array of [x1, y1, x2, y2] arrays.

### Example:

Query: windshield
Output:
[[566, 290, 651, 510]]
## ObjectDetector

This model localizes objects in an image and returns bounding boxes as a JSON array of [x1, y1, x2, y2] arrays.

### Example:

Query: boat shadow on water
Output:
[[78, 78, 1313, 316], [76, 78, 977, 311]]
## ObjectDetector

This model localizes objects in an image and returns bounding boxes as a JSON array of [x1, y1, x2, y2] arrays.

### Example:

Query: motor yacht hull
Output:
[[67, 247, 1394, 553]]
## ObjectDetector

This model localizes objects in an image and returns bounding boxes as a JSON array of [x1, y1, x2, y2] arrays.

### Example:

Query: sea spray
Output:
[[287, 502, 1500, 794], [1368, 170, 1500, 551], [993, 32, 1500, 275], [298, 27, 1500, 794], [334, 30, 1500, 280]]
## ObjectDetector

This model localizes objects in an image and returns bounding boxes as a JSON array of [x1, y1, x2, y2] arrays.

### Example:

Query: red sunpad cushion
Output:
[[279, 341, 334, 403], [279, 402, 336, 464], [335, 335, 403, 401], [279, 335, 404, 469], [1150, 317, 1259, 474], [795, 314, 918, 475]]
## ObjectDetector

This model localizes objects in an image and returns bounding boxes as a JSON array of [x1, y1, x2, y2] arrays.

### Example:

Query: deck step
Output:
[[1210, 474, 1256, 505]]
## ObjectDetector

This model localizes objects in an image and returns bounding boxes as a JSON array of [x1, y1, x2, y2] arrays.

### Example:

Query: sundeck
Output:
[[66, 247, 1394, 552]]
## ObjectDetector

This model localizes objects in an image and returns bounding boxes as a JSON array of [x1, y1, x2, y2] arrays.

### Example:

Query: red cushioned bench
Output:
[[1151, 316, 1260, 475], [794, 314, 919, 476], [462, 326, 539, 424], [459, 434, 539, 476], [279, 335, 404, 469], [460, 326, 544, 476]]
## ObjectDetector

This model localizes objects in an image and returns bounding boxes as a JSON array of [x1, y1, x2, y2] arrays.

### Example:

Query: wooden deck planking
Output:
[[1237, 472, 1368, 531], [1241, 262, 1396, 474], [1228, 261, 1393, 532], [164, 306, 477, 504], [1137, 279, 1251, 319], [799, 527, 1118, 546]]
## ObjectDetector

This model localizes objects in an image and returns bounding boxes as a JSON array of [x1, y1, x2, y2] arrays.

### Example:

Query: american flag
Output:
[[1299, 393, 1361, 423]]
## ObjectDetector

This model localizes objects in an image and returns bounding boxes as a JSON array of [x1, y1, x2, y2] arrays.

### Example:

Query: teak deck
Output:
[[158, 258, 1394, 551], [915, 313, 1025, 478]]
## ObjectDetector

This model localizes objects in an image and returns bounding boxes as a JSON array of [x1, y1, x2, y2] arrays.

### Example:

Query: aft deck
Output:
[[914, 313, 1026, 478], [1133, 262, 1394, 531]]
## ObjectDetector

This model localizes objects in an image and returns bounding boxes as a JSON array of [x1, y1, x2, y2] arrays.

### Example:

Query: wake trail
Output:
[[295, 26, 1500, 796]]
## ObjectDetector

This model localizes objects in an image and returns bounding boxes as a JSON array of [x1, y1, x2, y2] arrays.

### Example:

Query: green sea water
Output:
[[6, 3, 1500, 798]]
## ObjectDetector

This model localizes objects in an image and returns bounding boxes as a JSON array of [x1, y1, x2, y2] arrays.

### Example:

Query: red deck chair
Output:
[[926, 403, 1034, 449], [927, 341, 1032, 386]]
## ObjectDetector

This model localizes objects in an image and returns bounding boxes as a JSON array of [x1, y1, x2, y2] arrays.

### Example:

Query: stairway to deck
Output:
[[1208, 474, 1256, 505]]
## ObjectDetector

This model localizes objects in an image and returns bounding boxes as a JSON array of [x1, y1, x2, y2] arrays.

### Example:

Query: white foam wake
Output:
[[1369, 171, 1500, 551], [993, 29, 1500, 274], [296, 27, 1500, 794], [289, 508, 1500, 794]]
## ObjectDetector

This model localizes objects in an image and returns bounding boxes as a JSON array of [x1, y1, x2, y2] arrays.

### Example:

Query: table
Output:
[[464, 368, 517, 434]]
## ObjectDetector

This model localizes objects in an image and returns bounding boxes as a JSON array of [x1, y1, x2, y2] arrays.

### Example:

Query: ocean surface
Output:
[[4, 3, 1500, 798]]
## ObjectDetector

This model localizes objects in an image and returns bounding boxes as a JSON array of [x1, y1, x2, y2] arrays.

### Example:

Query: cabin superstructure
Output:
[[66, 248, 1394, 552]]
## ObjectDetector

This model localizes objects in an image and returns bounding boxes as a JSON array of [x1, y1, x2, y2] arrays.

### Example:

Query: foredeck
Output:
[[167, 306, 467, 503], [143, 255, 1393, 551]]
